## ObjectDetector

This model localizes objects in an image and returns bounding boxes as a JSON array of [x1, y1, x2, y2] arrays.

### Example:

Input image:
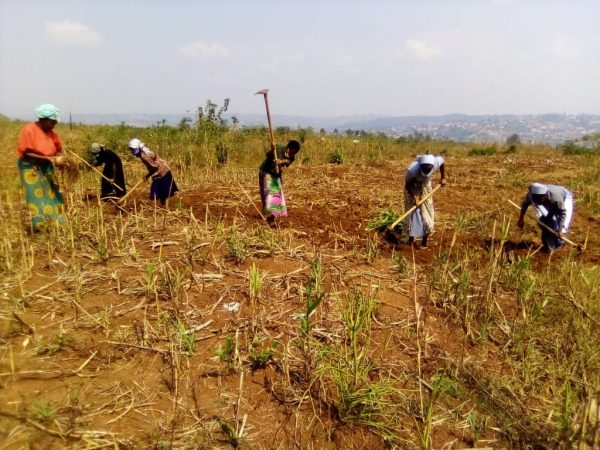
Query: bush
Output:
[[328, 148, 344, 164], [561, 140, 596, 155], [469, 145, 497, 156]]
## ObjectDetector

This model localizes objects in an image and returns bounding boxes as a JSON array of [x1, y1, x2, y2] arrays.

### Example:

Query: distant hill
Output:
[[5, 112, 600, 144]]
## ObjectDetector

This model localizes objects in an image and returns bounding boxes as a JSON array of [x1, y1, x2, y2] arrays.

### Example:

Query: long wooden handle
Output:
[[64, 148, 125, 192], [258, 90, 279, 173], [118, 178, 146, 204], [388, 184, 442, 230], [507, 199, 578, 247]]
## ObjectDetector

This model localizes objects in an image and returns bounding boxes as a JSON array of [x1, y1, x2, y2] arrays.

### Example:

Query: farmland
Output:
[[1, 116, 599, 449]]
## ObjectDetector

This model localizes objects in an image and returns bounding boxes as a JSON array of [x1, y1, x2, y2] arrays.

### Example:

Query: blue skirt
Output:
[[150, 171, 178, 204]]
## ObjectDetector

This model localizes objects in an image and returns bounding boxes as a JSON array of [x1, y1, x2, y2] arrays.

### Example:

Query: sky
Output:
[[1, 0, 599, 118]]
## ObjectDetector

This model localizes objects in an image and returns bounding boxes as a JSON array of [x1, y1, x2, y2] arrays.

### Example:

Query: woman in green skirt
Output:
[[16, 104, 69, 231]]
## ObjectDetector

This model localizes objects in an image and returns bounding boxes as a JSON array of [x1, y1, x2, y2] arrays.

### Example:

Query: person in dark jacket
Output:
[[89, 143, 126, 199]]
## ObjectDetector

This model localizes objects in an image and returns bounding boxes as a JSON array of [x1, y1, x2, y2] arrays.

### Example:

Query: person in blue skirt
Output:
[[128, 138, 178, 205]]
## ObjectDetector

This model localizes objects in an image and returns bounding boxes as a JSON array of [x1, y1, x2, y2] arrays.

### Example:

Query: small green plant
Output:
[[393, 254, 411, 277], [365, 232, 380, 264], [32, 400, 56, 423], [249, 342, 277, 370], [300, 256, 325, 337], [248, 263, 261, 300], [175, 318, 196, 355], [226, 235, 249, 264], [214, 416, 244, 447], [366, 209, 402, 232], [213, 336, 235, 369], [35, 332, 74, 356]]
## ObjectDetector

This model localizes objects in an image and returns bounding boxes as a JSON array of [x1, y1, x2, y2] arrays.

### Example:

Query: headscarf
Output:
[[417, 154, 435, 165], [530, 183, 548, 195], [35, 104, 60, 121], [417, 154, 436, 177], [90, 143, 104, 154], [129, 138, 144, 156]]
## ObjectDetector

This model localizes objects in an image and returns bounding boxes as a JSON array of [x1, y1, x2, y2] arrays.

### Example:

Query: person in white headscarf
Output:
[[403, 154, 446, 247], [518, 182, 573, 252], [128, 138, 178, 205]]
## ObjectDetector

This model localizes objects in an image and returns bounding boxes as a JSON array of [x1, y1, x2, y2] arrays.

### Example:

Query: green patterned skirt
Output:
[[18, 159, 65, 231]]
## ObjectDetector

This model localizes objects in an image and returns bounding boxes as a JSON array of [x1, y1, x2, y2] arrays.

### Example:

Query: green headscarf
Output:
[[35, 104, 60, 121]]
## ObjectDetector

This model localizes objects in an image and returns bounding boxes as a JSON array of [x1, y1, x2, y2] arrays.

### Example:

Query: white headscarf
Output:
[[129, 138, 144, 156], [530, 183, 548, 195]]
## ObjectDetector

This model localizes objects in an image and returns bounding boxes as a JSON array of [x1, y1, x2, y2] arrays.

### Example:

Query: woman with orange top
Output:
[[16, 104, 68, 231]]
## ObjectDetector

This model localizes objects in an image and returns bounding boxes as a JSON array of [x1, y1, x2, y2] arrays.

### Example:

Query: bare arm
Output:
[[439, 163, 446, 185], [518, 195, 531, 228]]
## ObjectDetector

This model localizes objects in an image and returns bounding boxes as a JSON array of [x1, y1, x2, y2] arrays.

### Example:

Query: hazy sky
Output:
[[1, 0, 599, 118]]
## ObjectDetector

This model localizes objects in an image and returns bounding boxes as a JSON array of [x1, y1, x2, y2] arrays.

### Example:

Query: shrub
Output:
[[328, 148, 344, 164], [560, 140, 596, 155], [469, 145, 497, 156]]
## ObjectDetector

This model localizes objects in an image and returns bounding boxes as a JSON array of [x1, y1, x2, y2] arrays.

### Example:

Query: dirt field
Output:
[[1, 150, 599, 449]]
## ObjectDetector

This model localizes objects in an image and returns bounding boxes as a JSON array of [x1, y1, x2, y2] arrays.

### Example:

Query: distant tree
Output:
[[178, 116, 193, 130], [333, 128, 339, 135], [196, 98, 230, 129], [319, 128, 326, 135], [345, 129, 354, 136], [298, 128, 308, 143]]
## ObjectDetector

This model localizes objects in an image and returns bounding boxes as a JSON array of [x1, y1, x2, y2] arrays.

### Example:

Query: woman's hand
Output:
[[52, 155, 68, 167]]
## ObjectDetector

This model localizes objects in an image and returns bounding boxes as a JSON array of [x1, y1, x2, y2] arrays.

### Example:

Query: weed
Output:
[[213, 336, 235, 370], [227, 235, 249, 264], [175, 318, 196, 355], [214, 416, 245, 448], [35, 331, 75, 356], [248, 263, 261, 300], [249, 342, 277, 370], [32, 400, 56, 423], [392, 254, 411, 277], [365, 232, 380, 264], [366, 209, 402, 232]]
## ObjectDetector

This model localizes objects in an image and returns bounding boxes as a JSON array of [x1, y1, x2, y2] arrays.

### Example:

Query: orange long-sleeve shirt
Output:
[[16, 122, 62, 158]]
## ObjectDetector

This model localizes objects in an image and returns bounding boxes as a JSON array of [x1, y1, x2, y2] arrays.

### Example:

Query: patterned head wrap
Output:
[[35, 104, 60, 121]]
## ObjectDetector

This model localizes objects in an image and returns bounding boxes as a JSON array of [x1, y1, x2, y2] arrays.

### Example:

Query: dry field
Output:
[[1, 119, 599, 449]]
